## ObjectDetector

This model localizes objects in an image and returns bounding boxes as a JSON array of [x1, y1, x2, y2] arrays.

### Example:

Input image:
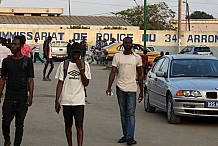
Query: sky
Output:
[[0, 0, 218, 18]]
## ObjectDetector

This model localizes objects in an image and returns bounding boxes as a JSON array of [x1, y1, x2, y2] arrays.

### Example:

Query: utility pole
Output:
[[187, 1, 191, 31], [144, 0, 147, 51], [185, 0, 188, 31], [178, 0, 182, 52], [68, 0, 71, 16]]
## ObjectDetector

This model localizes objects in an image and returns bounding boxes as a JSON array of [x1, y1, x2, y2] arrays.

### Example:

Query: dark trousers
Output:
[[34, 52, 44, 63], [2, 99, 28, 146]]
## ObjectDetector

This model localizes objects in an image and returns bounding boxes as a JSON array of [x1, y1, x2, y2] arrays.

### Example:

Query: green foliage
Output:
[[190, 11, 214, 19], [112, 2, 175, 30]]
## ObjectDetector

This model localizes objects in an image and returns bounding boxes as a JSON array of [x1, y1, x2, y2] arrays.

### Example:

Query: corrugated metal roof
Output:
[[0, 15, 131, 26]]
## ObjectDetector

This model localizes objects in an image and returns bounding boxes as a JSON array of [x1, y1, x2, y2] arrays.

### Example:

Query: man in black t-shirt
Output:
[[0, 35, 34, 146]]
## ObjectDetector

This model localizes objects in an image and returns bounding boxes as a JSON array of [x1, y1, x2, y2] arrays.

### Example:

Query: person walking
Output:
[[0, 35, 34, 146], [20, 35, 33, 59], [80, 36, 88, 60], [141, 49, 148, 78], [55, 42, 91, 146], [33, 39, 44, 63], [42, 36, 53, 81], [154, 51, 164, 62], [95, 36, 103, 64], [106, 37, 143, 145], [109, 38, 116, 45], [67, 39, 73, 59]]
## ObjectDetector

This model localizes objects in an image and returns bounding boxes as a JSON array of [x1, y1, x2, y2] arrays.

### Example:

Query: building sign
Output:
[[0, 29, 218, 46]]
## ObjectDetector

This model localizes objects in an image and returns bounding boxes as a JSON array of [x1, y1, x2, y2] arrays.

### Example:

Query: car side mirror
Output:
[[156, 71, 167, 78]]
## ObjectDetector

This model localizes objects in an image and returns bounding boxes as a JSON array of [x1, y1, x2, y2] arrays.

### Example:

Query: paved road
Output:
[[1, 62, 218, 146]]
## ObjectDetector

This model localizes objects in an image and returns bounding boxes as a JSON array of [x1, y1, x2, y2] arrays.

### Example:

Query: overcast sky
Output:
[[1, 0, 218, 18]]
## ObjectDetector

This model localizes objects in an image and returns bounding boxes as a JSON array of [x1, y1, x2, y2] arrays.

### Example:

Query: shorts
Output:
[[63, 105, 84, 127]]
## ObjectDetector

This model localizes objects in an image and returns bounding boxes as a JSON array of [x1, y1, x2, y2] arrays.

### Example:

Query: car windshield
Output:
[[194, 47, 210, 52], [51, 41, 68, 47], [171, 59, 218, 77]]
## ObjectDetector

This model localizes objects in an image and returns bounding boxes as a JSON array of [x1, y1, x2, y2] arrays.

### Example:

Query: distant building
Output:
[[0, 7, 139, 30], [172, 19, 218, 31]]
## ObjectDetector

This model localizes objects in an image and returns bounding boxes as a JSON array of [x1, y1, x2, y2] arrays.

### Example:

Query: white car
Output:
[[145, 54, 218, 124], [51, 40, 68, 60]]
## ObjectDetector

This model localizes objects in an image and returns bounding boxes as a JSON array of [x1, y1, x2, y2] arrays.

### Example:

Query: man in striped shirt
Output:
[[33, 39, 44, 63]]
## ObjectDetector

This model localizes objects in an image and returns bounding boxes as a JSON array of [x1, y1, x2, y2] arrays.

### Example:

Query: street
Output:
[[1, 62, 218, 146]]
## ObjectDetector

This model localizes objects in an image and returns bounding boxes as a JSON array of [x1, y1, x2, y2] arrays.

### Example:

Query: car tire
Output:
[[167, 95, 181, 124], [144, 89, 156, 112], [84, 54, 93, 64]]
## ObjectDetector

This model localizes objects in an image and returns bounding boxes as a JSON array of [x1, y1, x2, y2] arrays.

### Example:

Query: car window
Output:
[[117, 45, 124, 51], [147, 46, 155, 52], [51, 41, 68, 47], [152, 58, 165, 73], [171, 59, 218, 77], [159, 58, 170, 73], [187, 46, 192, 52], [181, 46, 188, 52], [194, 47, 211, 52], [133, 44, 142, 52]]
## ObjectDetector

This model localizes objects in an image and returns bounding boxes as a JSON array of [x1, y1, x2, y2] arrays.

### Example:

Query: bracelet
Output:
[[79, 68, 84, 71]]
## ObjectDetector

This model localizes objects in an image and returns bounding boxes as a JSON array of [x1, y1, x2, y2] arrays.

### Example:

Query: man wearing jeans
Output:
[[106, 37, 143, 145], [0, 35, 34, 146]]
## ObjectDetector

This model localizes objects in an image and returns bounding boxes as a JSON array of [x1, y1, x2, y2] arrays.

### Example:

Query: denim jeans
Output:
[[116, 86, 136, 140], [2, 99, 28, 146]]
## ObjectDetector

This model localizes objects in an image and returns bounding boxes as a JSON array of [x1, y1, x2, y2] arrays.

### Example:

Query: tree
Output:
[[190, 11, 214, 19], [112, 2, 175, 30]]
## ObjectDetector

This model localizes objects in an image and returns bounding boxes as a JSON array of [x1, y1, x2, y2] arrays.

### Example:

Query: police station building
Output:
[[0, 7, 218, 55]]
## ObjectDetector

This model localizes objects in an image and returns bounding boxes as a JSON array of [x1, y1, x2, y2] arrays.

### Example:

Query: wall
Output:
[[0, 28, 218, 56]]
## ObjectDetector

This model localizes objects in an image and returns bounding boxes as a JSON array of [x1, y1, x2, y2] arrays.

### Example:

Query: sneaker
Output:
[[4, 141, 11, 146], [118, 137, 127, 143], [127, 138, 137, 145]]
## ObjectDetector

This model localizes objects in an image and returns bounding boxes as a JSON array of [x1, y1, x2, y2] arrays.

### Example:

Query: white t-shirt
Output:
[[0, 46, 12, 68], [112, 52, 142, 92], [55, 61, 91, 106]]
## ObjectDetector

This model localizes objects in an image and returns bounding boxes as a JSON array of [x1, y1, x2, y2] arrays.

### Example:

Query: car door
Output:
[[147, 58, 165, 107], [154, 58, 170, 110]]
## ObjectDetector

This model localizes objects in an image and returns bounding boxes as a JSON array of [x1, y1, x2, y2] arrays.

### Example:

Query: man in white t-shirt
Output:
[[106, 37, 143, 145], [55, 42, 91, 146]]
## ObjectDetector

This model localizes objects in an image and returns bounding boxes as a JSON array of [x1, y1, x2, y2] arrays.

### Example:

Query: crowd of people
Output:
[[0, 35, 168, 146]]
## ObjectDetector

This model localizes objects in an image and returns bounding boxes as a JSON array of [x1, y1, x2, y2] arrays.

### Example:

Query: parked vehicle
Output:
[[104, 43, 160, 63], [51, 40, 68, 61], [84, 46, 98, 64], [180, 45, 213, 55], [144, 54, 218, 124]]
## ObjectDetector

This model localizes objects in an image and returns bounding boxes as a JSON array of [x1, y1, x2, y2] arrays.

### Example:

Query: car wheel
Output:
[[84, 54, 93, 64], [167, 95, 181, 124], [144, 89, 156, 112]]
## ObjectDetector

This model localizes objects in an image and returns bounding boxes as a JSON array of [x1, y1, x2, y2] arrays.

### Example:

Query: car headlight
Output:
[[176, 90, 202, 97]]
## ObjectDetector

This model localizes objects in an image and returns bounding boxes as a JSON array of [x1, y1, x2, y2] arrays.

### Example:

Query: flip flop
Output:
[[46, 77, 51, 81], [42, 78, 48, 81]]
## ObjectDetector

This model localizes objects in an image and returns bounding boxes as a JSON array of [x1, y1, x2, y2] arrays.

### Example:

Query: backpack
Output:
[[63, 59, 87, 97]]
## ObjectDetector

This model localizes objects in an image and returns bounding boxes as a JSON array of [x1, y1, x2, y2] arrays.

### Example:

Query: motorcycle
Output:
[[84, 46, 107, 64], [84, 46, 99, 64]]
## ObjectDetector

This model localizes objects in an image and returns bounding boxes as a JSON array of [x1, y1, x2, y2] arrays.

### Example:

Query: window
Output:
[[159, 58, 170, 73], [194, 47, 210, 52], [117, 45, 124, 51], [152, 58, 165, 73]]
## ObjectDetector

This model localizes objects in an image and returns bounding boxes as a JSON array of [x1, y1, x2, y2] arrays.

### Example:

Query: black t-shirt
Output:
[[1, 56, 34, 100]]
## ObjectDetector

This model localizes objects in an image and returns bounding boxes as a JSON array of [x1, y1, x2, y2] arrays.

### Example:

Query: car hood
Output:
[[170, 78, 218, 90]]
